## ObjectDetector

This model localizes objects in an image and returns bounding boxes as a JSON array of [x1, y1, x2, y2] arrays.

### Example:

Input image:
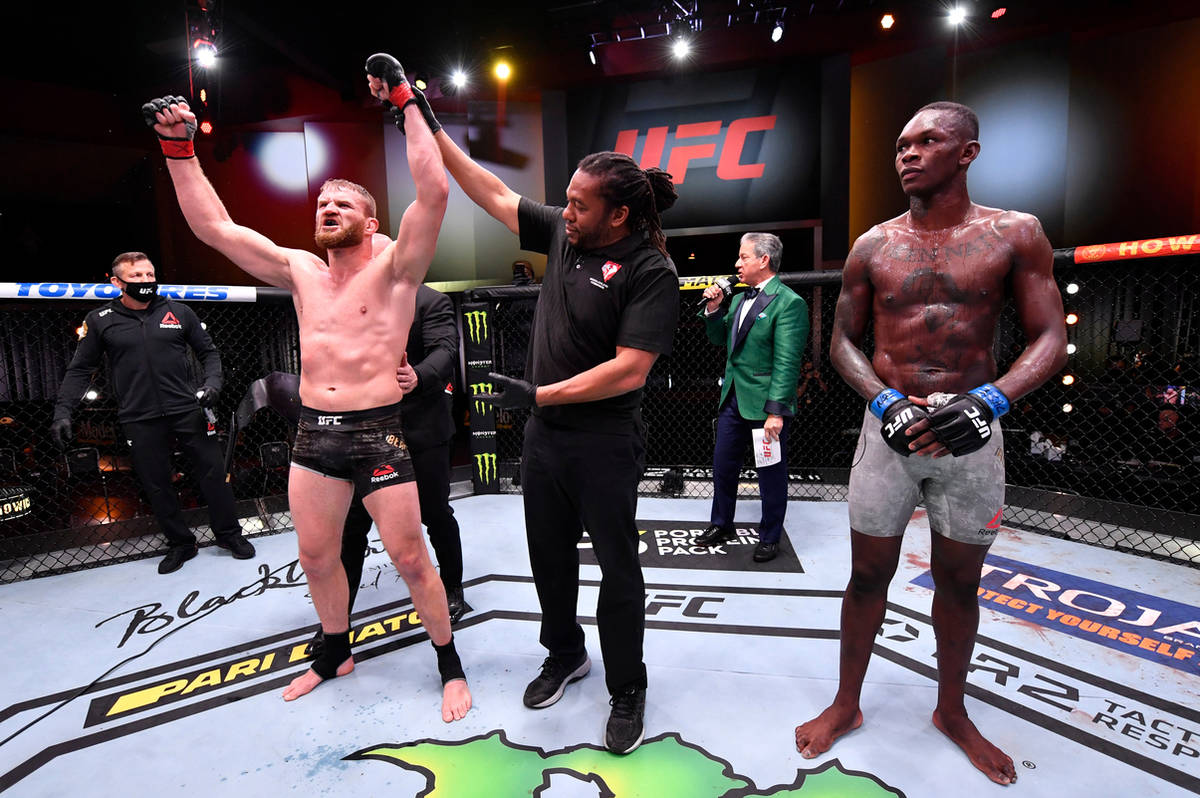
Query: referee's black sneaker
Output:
[[522, 653, 591, 708], [605, 687, 646, 754]]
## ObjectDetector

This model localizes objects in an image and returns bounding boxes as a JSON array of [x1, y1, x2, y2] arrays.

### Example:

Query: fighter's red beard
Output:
[[314, 217, 367, 250]]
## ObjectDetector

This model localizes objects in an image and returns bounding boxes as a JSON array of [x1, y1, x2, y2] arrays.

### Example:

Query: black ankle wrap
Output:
[[311, 630, 351, 679], [432, 636, 466, 685]]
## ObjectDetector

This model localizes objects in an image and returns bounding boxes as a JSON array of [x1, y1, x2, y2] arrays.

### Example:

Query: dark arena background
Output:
[[1, 2, 1198, 797]]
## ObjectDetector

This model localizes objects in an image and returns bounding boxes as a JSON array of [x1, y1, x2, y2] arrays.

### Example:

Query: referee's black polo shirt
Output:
[[518, 197, 680, 433]]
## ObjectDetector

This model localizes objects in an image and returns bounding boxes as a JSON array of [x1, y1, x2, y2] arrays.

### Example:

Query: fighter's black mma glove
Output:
[[870, 388, 926, 457], [141, 95, 197, 159], [365, 53, 416, 111], [479, 372, 538, 410], [195, 385, 219, 407], [389, 86, 441, 136], [50, 418, 73, 450], [926, 383, 1011, 457]]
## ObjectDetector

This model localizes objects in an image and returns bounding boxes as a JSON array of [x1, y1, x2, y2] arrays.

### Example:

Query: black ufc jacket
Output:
[[54, 296, 222, 424]]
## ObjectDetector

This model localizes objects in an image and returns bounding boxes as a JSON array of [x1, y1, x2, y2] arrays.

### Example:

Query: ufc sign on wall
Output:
[[566, 65, 821, 228]]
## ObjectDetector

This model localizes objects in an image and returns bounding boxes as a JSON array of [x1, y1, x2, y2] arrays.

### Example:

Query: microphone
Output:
[[696, 274, 740, 308]]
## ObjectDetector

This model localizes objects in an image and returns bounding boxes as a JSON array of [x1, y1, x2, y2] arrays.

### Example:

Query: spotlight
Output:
[[948, 6, 967, 25], [451, 69, 468, 89], [1065, 312, 1079, 325], [672, 38, 691, 59], [991, 7, 1007, 19], [1062, 374, 1076, 386], [881, 13, 895, 29], [193, 39, 217, 68], [414, 77, 428, 91], [771, 22, 784, 42], [84, 389, 99, 402], [494, 61, 511, 81], [1062, 403, 1074, 414], [1066, 343, 1077, 354], [199, 120, 213, 135], [1066, 282, 1079, 294], [199, 88, 207, 104], [588, 48, 596, 65]]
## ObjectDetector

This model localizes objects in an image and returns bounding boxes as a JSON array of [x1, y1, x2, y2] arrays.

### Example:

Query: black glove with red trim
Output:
[[141, 96, 198, 159]]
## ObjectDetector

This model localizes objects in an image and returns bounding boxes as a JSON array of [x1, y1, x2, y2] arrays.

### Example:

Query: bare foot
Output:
[[932, 708, 1017, 785], [794, 703, 863, 758], [282, 657, 354, 701], [442, 678, 472, 722]]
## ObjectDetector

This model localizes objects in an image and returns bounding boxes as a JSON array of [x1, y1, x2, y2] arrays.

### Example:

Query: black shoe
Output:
[[753, 541, 779, 562], [215, 534, 256, 559], [605, 687, 646, 754], [446, 588, 472, 625], [158, 545, 198, 574], [695, 525, 735, 546], [522, 653, 591, 708]]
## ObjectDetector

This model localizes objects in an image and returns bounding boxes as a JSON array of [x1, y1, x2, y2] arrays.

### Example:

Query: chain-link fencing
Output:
[[0, 288, 299, 582], [470, 247, 1200, 567], [2, 245, 1196, 582]]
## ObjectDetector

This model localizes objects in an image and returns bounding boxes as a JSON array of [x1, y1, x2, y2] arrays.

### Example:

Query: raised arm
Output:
[[144, 97, 295, 289], [829, 228, 887, 400], [993, 213, 1067, 400], [363, 57, 449, 284]]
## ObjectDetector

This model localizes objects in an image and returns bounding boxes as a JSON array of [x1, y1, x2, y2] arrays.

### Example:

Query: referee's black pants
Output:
[[123, 409, 242, 550], [521, 414, 647, 695]]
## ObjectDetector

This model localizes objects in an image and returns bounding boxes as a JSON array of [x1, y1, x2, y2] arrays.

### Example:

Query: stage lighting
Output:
[[1066, 282, 1079, 294], [991, 7, 1007, 19], [1062, 374, 1076, 386], [881, 13, 895, 30], [84, 389, 99, 402], [199, 88, 207, 104], [199, 120, 213, 135], [771, 22, 783, 42], [1062, 403, 1074, 413], [451, 69, 468, 89], [1066, 343, 1077, 354], [948, 7, 967, 25], [414, 77, 427, 91], [193, 39, 217, 68], [494, 61, 511, 81], [589, 47, 597, 65], [672, 38, 691, 59], [1065, 312, 1079, 325]]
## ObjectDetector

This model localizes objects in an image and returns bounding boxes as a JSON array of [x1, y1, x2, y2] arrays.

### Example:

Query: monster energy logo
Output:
[[470, 382, 493, 414], [465, 310, 489, 345], [474, 452, 497, 483]]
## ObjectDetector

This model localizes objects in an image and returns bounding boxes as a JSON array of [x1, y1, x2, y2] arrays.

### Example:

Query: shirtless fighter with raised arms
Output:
[[794, 101, 1066, 784], [142, 53, 471, 721]]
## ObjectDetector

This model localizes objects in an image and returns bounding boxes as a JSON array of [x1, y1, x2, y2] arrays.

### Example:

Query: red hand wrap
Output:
[[160, 139, 195, 159], [388, 82, 415, 109]]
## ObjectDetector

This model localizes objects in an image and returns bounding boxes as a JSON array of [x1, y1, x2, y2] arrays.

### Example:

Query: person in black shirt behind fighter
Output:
[[52, 252, 255, 573], [403, 89, 680, 754]]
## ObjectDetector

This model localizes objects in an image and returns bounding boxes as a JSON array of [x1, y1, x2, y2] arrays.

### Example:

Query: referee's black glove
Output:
[[479, 373, 537, 410]]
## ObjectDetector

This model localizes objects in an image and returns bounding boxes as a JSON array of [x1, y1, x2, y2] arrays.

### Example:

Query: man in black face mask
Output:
[[52, 251, 256, 573]]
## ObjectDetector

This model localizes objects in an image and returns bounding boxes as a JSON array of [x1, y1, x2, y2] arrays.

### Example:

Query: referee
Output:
[[407, 90, 678, 756], [52, 252, 255, 574]]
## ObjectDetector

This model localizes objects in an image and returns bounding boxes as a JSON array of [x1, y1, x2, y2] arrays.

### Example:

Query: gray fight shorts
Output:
[[848, 407, 1006, 545]]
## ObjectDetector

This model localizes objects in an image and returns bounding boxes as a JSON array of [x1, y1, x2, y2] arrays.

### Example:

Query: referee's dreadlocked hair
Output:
[[576, 151, 678, 257]]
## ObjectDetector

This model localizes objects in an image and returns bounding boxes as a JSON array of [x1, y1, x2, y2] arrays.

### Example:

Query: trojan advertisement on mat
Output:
[[565, 64, 821, 228]]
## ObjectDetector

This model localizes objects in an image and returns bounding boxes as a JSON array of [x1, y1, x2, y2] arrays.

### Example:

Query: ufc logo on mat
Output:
[[614, 115, 777, 185]]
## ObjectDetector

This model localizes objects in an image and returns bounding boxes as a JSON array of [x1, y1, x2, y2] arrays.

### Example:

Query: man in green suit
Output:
[[696, 233, 809, 562]]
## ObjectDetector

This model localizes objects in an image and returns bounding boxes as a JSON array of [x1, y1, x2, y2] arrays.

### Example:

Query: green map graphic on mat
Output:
[[347, 730, 906, 797]]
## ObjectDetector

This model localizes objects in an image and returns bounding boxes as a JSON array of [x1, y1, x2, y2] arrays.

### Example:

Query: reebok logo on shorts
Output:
[[159, 311, 182, 329], [370, 464, 398, 483], [977, 508, 1003, 538]]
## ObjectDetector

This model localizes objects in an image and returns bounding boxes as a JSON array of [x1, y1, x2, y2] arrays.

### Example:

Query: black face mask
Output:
[[121, 281, 158, 303]]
